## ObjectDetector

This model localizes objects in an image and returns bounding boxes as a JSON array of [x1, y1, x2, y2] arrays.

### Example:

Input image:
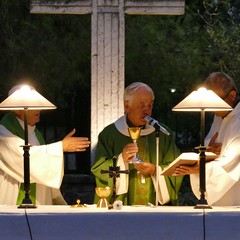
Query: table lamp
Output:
[[0, 85, 56, 208], [172, 87, 232, 208]]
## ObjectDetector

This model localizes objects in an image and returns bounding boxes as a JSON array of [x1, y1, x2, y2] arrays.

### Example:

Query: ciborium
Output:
[[95, 187, 111, 208]]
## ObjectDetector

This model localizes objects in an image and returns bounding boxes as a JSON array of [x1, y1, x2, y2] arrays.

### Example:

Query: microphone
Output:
[[144, 116, 170, 136]]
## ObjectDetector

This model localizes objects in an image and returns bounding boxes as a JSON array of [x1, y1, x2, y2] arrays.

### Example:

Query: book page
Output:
[[161, 152, 217, 176]]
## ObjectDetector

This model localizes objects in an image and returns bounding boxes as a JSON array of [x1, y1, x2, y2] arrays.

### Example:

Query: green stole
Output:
[[126, 118, 154, 205], [0, 112, 45, 204], [128, 136, 154, 205]]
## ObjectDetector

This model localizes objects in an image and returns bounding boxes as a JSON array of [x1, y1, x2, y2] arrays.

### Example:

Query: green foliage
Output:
[[0, 0, 91, 111], [199, 0, 240, 82]]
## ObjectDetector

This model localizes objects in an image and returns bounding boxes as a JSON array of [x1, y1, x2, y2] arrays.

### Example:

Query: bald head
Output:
[[204, 72, 239, 116], [204, 72, 238, 96]]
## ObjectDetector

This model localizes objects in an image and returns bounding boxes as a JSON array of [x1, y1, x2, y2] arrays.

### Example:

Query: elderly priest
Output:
[[91, 82, 183, 206]]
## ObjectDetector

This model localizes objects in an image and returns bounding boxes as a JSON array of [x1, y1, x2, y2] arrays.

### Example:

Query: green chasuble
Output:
[[0, 112, 45, 204], [91, 116, 183, 206]]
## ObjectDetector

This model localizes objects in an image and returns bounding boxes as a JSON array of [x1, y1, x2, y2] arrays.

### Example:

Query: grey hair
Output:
[[204, 72, 238, 95], [124, 82, 155, 103]]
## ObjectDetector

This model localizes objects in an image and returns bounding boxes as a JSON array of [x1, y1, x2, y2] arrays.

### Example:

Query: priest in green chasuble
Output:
[[91, 82, 183, 206]]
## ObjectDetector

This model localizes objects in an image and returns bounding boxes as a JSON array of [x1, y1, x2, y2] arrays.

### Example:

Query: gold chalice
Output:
[[128, 127, 142, 163], [95, 187, 111, 208]]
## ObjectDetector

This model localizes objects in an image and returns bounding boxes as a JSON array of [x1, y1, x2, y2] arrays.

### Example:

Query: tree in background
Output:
[[200, 0, 240, 79], [126, 0, 240, 150]]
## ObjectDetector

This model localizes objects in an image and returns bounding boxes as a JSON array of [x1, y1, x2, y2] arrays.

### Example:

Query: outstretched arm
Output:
[[62, 129, 90, 152]]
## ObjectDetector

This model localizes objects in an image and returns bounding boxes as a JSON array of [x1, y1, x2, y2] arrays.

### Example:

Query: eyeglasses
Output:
[[220, 88, 235, 100]]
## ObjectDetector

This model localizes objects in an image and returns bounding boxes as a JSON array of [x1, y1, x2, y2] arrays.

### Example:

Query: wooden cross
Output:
[[30, 0, 185, 163], [100, 156, 130, 205]]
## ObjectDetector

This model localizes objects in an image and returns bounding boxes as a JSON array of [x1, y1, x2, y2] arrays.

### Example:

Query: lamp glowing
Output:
[[173, 87, 232, 208], [0, 84, 56, 208], [0, 85, 56, 110]]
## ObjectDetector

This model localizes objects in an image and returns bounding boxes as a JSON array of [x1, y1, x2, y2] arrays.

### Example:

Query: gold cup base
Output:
[[97, 198, 109, 208]]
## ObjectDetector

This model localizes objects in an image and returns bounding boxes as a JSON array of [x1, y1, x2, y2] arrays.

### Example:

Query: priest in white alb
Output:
[[174, 72, 240, 206], [0, 84, 90, 205]]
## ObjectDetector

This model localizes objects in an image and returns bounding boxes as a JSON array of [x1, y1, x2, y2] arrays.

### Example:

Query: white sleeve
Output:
[[0, 135, 64, 189], [191, 137, 240, 205]]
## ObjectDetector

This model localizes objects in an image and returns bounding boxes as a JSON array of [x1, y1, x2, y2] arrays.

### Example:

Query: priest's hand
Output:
[[122, 143, 138, 163], [134, 162, 156, 176], [62, 129, 90, 152], [207, 132, 222, 155], [173, 162, 199, 176]]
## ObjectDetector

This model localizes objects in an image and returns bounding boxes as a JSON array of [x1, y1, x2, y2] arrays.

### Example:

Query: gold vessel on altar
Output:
[[95, 187, 111, 208]]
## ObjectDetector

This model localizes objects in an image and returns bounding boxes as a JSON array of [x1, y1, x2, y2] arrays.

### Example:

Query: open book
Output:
[[161, 152, 217, 176]]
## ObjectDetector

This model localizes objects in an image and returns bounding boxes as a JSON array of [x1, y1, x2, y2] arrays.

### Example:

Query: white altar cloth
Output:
[[0, 205, 239, 240]]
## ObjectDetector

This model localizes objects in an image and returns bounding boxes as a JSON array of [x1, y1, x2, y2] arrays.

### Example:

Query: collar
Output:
[[114, 115, 155, 137]]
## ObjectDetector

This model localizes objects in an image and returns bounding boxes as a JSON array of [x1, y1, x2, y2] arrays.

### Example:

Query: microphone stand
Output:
[[144, 116, 170, 206], [155, 128, 160, 207]]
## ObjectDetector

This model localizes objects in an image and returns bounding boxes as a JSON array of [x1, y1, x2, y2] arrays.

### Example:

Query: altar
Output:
[[1, 205, 240, 240]]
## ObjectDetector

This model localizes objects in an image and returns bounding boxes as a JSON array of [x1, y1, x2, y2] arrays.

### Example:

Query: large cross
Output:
[[30, 0, 185, 163]]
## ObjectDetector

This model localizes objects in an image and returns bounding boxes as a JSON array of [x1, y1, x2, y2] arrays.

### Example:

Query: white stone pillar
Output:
[[91, 0, 125, 162]]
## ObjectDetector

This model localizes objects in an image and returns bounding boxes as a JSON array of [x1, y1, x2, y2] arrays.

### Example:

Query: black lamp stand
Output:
[[18, 109, 37, 208], [194, 109, 212, 209]]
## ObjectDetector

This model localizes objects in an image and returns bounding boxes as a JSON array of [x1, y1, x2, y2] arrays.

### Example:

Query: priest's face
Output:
[[212, 88, 237, 118], [124, 86, 153, 126], [14, 110, 41, 126]]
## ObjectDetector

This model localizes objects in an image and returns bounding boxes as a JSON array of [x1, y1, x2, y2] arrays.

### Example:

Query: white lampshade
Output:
[[172, 87, 232, 112], [0, 85, 56, 110]]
